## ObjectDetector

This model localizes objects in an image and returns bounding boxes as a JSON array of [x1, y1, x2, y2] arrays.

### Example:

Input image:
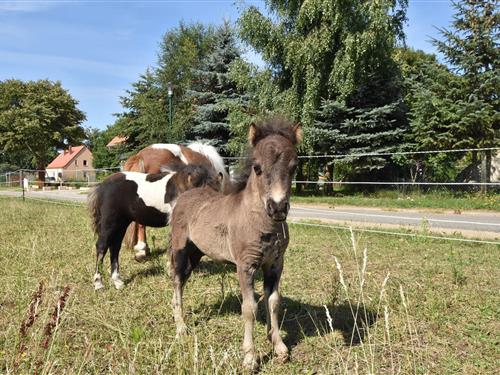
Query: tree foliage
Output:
[[186, 21, 245, 154], [431, 0, 499, 150], [238, 0, 409, 180], [0, 79, 85, 175]]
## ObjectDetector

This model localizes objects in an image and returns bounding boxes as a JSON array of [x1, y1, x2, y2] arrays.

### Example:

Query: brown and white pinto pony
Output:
[[123, 143, 229, 260], [169, 118, 302, 370], [88, 164, 221, 290]]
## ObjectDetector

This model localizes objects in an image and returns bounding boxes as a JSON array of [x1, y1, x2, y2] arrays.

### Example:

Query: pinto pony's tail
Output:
[[87, 185, 101, 236]]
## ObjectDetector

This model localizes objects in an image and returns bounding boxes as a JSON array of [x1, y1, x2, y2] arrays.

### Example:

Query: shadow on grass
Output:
[[194, 259, 264, 281], [206, 293, 377, 347]]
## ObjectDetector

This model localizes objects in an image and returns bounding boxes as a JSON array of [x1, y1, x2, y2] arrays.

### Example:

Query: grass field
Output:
[[292, 190, 500, 211], [0, 197, 498, 374]]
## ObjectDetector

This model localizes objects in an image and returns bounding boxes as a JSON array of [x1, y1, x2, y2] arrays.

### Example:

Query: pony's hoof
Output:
[[133, 242, 149, 262], [134, 249, 149, 262], [113, 279, 125, 290], [94, 281, 104, 290]]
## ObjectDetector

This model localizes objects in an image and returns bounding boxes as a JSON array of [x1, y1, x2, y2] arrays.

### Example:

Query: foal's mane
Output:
[[230, 117, 297, 193]]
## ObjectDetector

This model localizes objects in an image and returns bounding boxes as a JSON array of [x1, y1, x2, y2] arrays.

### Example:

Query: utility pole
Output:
[[167, 82, 173, 130]]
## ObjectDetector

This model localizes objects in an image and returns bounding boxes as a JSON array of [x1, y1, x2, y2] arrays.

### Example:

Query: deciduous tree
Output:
[[0, 79, 85, 182]]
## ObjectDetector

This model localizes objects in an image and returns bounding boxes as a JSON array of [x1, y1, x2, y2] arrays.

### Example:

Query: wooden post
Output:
[[21, 170, 25, 202], [481, 150, 491, 194]]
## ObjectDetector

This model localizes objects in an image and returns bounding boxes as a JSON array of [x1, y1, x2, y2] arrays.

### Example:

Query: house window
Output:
[[83, 160, 87, 166], [75, 160, 78, 166]]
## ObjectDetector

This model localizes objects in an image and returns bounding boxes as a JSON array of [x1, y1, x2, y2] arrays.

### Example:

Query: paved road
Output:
[[289, 205, 500, 234], [1, 189, 499, 236]]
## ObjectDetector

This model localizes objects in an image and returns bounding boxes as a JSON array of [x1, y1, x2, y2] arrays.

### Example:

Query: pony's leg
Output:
[[93, 236, 108, 290], [134, 223, 150, 261], [170, 243, 203, 335], [237, 265, 258, 370], [263, 259, 288, 362], [110, 225, 127, 289]]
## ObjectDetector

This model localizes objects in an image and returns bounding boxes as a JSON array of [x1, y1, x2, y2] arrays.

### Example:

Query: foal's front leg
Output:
[[263, 259, 288, 362], [237, 265, 258, 370]]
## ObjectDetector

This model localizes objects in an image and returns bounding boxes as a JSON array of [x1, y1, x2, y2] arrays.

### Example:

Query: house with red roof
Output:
[[46, 145, 95, 182]]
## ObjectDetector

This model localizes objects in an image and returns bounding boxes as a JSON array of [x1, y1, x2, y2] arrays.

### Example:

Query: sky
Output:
[[0, 0, 456, 130]]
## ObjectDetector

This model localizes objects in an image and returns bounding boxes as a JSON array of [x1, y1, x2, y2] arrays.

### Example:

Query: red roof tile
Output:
[[46, 145, 87, 169]]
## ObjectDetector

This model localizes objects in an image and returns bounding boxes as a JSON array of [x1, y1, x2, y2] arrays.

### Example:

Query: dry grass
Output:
[[0, 196, 498, 374]]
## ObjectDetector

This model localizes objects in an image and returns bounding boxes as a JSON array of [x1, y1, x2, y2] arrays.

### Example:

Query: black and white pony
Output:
[[88, 164, 221, 290]]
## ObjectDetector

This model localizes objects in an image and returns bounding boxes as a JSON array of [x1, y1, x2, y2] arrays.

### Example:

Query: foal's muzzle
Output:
[[266, 198, 290, 222]]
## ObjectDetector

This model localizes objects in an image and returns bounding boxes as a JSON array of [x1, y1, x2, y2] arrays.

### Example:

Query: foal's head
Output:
[[248, 118, 302, 222]]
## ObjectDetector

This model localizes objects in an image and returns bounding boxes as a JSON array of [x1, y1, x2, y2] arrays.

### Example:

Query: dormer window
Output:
[[83, 160, 87, 166]]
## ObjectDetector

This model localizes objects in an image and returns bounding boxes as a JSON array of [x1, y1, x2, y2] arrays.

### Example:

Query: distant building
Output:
[[46, 145, 95, 182], [106, 135, 128, 149]]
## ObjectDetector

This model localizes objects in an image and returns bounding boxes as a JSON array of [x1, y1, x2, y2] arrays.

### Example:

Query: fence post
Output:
[[21, 170, 25, 202]]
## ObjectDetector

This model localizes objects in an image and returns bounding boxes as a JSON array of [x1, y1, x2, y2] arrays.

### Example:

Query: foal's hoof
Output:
[[243, 353, 258, 372], [274, 343, 289, 363], [175, 323, 188, 337]]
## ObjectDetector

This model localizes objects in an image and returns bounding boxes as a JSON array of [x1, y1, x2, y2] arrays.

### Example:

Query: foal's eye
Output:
[[253, 163, 262, 176]]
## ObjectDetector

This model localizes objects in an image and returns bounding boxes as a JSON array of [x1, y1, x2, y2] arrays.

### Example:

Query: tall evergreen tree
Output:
[[113, 23, 215, 154], [431, 0, 499, 181], [186, 21, 244, 154]]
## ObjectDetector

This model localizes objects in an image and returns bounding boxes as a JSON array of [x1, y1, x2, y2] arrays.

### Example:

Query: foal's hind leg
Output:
[[263, 258, 288, 362], [170, 242, 203, 335]]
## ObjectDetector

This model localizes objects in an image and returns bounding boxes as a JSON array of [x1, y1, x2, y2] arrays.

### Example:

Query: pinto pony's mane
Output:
[[230, 117, 301, 193], [187, 142, 228, 181]]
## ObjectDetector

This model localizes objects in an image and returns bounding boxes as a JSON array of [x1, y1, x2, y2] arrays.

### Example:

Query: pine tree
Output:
[[432, 0, 499, 182], [186, 21, 244, 154]]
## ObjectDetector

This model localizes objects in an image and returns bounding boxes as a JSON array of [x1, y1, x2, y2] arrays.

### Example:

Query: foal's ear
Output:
[[292, 123, 303, 144], [247, 123, 261, 146]]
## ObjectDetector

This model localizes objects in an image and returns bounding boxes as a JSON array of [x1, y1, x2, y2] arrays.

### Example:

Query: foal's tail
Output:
[[87, 185, 101, 235]]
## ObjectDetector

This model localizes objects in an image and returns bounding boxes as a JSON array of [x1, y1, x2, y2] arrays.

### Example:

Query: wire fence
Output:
[[3, 192, 498, 246]]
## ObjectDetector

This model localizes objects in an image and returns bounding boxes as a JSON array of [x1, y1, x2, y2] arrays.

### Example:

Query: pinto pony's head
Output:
[[247, 117, 302, 222], [170, 164, 223, 194]]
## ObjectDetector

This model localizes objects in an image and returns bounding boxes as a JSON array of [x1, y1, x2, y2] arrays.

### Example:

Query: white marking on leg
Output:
[[123, 172, 175, 213], [111, 271, 124, 289], [172, 281, 187, 335], [151, 144, 189, 164], [134, 240, 147, 252], [268, 288, 288, 359]]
